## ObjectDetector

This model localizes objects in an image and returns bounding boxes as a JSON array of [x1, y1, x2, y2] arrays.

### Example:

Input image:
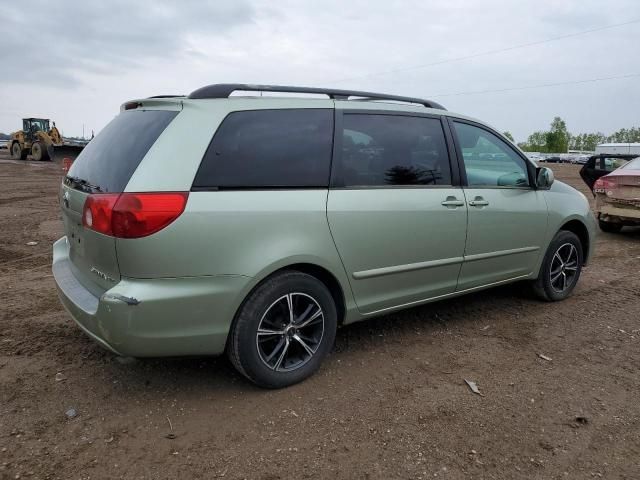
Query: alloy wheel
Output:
[[255, 293, 325, 372], [549, 242, 579, 293]]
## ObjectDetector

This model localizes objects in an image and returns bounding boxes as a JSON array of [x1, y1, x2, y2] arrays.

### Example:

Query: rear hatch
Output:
[[61, 107, 179, 296], [601, 174, 640, 206]]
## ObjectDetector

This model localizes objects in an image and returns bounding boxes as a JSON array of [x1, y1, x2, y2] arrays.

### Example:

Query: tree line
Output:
[[503, 118, 640, 153]]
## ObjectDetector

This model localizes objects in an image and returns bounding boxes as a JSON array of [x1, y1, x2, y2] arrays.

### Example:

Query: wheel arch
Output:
[[241, 262, 348, 326], [224, 260, 351, 356], [225, 261, 345, 387], [35, 131, 54, 146], [559, 219, 591, 264], [283, 263, 347, 325]]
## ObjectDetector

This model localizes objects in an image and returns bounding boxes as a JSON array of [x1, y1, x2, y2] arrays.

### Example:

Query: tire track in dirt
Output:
[[1, 157, 640, 480], [0, 252, 51, 272], [0, 194, 42, 206], [0, 246, 27, 263]]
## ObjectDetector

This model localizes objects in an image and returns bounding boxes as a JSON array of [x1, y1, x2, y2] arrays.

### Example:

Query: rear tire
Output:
[[598, 219, 623, 233], [11, 142, 26, 160], [227, 271, 337, 388], [31, 141, 49, 161], [531, 230, 583, 302]]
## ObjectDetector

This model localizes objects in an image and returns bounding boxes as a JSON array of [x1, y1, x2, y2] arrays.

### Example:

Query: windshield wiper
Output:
[[65, 175, 103, 193]]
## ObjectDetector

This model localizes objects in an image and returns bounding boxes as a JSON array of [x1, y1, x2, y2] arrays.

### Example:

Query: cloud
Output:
[[1, 0, 254, 86], [0, 0, 639, 140]]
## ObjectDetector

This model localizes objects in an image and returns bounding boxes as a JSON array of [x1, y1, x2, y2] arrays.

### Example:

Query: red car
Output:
[[580, 154, 640, 232]]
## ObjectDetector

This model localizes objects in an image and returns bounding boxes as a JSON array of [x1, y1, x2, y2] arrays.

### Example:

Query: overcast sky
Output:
[[1, 0, 638, 141]]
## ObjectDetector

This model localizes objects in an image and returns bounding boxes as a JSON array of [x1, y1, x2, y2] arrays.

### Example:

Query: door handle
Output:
[[441, 196, 465, 208], [468, 196, 489, 207]]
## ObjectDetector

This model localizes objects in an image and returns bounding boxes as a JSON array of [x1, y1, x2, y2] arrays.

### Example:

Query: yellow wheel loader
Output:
[[8, 118, 63, 161]]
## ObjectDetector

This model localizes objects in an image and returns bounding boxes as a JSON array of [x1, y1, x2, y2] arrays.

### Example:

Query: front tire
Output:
[[31, 141, 49, 161], [531, 231, 583, 302], [227, 271, 337, 388], [599, 219, 623, 233]]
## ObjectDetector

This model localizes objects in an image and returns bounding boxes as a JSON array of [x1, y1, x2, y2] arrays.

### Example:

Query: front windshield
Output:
[[28, 119, 50, 132], [620, 156, 640, 170], [36, 119, 49, 131]]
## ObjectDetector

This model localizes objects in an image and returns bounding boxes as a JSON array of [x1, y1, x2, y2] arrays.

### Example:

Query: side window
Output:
[[600, 157, 627, 171], [193, 109, 333, 189], [337, 114, 452, 187], [453, 122, 530, 188]]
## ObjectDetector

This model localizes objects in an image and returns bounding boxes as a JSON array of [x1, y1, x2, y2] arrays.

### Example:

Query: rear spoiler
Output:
[[120, 97, 185, 112]]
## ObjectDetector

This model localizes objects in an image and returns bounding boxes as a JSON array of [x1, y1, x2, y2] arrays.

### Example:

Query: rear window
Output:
[[620, 156, 640, 170], [192, 109, 333, 189], [335, 114, 451, 187], [67, 109, 178, 193]]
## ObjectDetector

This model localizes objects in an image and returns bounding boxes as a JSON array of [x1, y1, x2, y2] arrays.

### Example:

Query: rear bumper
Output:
[[52, 237, 250, 357], [597, 203, 640, 223], [595, 194, 640, 223]]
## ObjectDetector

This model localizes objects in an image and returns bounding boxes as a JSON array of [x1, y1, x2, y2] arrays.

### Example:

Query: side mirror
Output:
[[536, 167, 554, 189]]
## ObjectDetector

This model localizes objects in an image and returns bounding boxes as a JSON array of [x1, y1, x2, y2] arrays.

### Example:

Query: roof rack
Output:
[[187, 84, 446, 110]]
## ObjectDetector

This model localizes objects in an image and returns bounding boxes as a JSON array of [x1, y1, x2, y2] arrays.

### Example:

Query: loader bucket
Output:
[[52, 145, 84, 162]]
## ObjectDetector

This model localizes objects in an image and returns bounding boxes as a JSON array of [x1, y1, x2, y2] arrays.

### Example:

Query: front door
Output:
[[23, 120, 34, 142], [450, 120, 548, 291], [327, 110, 468, 314]]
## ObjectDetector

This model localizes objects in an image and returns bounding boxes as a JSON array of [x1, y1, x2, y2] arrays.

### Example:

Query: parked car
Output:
[[525, 153, 544, 163], [53, 84, 596, 388], [0, 139, 8, 150], [580, 154, 640, 232], [545, 156, 562, 163]]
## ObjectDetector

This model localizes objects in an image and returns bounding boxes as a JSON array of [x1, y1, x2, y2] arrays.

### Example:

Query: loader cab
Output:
[[23, 118, 50, 140]]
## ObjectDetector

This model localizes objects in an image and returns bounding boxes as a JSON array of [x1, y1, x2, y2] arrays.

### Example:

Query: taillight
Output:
[[82, 192, 188, 238], [112, 192, 188, 238], [83, 194, 119, 236], [593, 176, 617, 194]]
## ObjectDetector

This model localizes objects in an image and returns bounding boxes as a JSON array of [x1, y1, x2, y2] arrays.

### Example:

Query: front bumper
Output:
[[52, 237, 250, 357]]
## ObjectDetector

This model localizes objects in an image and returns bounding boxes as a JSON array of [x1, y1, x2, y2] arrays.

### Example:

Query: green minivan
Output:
[[53, 84, 596, 388]]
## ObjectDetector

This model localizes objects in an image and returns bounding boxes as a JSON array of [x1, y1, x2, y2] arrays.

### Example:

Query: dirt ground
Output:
[[1, 151, 639, 480]]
